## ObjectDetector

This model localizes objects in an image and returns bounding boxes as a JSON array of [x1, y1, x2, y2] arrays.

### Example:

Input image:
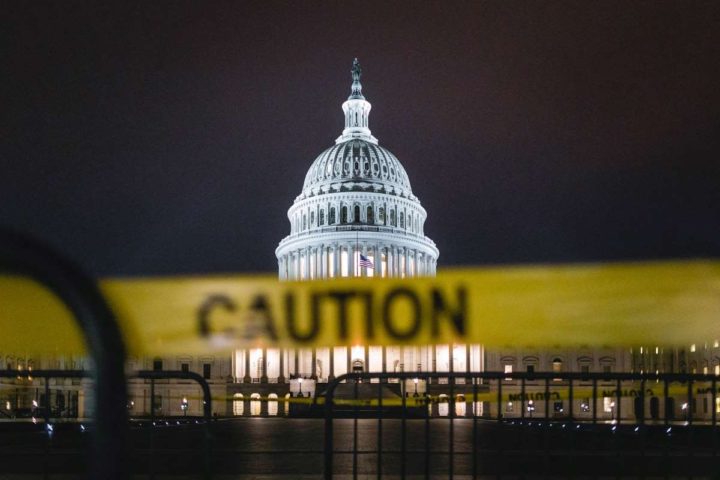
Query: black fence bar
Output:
[[0, 231, 128, 480]]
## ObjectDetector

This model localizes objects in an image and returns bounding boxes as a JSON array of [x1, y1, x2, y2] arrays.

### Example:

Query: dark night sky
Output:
[[3, 1, 719, 276]]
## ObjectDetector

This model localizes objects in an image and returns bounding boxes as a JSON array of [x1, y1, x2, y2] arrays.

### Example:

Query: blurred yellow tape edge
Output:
[[1, 259, 719, 356]]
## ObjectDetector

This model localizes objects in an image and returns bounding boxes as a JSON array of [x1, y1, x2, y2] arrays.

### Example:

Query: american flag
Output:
[[359, 254, 374, 269]]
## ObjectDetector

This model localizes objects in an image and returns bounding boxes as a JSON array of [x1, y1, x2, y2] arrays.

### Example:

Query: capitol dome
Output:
[[300, 140, 415, 201], [277, 59, 438, 280]]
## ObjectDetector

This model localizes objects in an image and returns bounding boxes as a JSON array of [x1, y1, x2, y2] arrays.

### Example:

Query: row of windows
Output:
[[502, 357, 616, 375], [152, 358, 213, 380], [293, 203, 422, 234]]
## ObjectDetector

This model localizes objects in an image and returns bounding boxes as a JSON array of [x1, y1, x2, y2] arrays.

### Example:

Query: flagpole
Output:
[[356, 230, 359, 276]]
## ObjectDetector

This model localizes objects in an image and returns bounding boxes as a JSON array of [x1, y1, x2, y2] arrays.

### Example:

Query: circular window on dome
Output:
[[382, 165, 387, 174], [372, 163, 379, 173], [390, 167, 395, 176]]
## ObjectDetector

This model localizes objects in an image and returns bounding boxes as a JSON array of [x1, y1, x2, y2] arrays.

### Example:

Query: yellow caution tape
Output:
[[1, 260, 719, 355]]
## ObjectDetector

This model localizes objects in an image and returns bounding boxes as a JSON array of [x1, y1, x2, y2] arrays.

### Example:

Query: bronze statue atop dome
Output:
[[351, 58, 362, 82], [350, 58, 364, 99]]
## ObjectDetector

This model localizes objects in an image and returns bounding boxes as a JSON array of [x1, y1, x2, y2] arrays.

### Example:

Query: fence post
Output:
[[0, 230, 128, 479]]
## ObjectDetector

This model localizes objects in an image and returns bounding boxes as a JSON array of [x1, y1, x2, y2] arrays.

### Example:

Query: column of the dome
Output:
[[395, 246, 401, 277], [348, 242, 355, 277], [313, 247, 319, 280], [319, 246, 326, 279], [406, 248, 411, 278], [317, 246, 323, 279], [304, 247, 310, 280], [388, 246, 394, 277], [375, 245, 387, 277], [325, 245, 330, 279], [333, 244, 340, 278], [322, 246, 327, 278], [290, 251, 295, 280], [313, 247, 318, 279]]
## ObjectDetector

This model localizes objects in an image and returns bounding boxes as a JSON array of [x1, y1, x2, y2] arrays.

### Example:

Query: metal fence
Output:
[[323, 371, 720, 478]]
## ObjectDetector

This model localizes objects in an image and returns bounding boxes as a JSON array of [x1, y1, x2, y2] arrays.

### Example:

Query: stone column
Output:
[[304, 247, 310, 280], [316, 246, 322, 279], [381, 346, 388, 383], [390, 246, 396, 277], [372, 245, 379, 278], [261, 348, 268, 383], [243, 349, 251, 383], [333, 244, 340, 278], [465, 344, 472, 382], [405, 248, 411, 278], [346, 347, 351, 375], [311, 349, 317, 380], [278, 348, 285, 383], [320, 246, 326, 278], [349, 243, 355, 277], [430, 345, 437, 384]]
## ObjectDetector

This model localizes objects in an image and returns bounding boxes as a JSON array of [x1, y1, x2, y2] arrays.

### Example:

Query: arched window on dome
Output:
[[379, 207, 385, 224], [408, 213, 413, 232], [367, 206, 374, 224], [310, 211, 315, 226], [390, 209, 396, 227], [399, 212, 405, 229], [319, 209, 325, 226], [330, 207, 336, 225], [302, 215, 307, 231], [341, 206, 348, 224], [354, 205, 361, 223]]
